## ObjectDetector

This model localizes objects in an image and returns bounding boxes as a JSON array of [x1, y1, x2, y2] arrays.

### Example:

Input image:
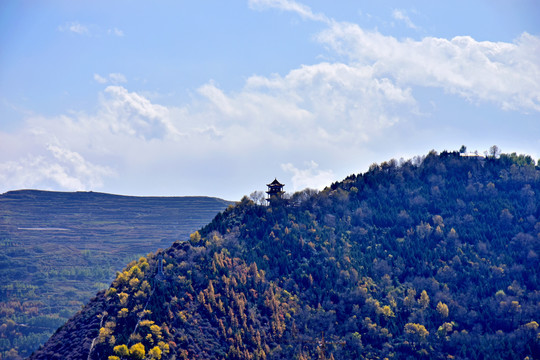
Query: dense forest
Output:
[[28, 149, 540, 359]]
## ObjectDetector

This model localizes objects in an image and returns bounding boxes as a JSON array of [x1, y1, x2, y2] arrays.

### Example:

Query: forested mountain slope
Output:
[[0, 191, 231, 359], [30, 151, 540, 359]]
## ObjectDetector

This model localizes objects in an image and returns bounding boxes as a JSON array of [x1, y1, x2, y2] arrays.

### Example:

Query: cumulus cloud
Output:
[[1, 61, 410, 195], [184, 60, 416, 156], [282, 161, 335, 191], [244, 62, 414, 141], [0, 86, 178, 194], [94, 85, 181, 140], [317, 23, 540, 112], [0, 144, 113, 191], [249, 0, 540, 112]]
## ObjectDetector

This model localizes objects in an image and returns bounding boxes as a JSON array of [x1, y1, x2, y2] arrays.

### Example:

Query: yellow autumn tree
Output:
[[149, 346, 162, 359], [404, 323, 429, 342], [118, 308, 129, 318], [118, 292, 129, 306], [436, 301, 449, 318], [418, 290, 430, 309], [129, 343, 146, 360], [150, 324, 162, 339], [113, 344, 129, 357], [190, 231, 201, 244]]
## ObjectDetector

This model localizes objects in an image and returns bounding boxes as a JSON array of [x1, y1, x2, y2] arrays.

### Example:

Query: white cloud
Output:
[[392, 9, 418, 30], [0, 144, 113, 191], [184, 60, 416, 156], [108, 27, 124, 37], [249, 1, 540, 112], [1, 62, 412, 195], [317, 23, 540, 112], [94, 74, 108, 84], [0, 86, 179, 194], [46, 144, 114, 188], [58, 21, 89, 35], [98, 85, 178, 139], [109, 73, 127, 84], [197, 82, 241, 117], [58, 23, 124, 37], [282, 161, 335, 191], [243, 62, 415, 141], [94, 73, 128, 85], [248, 0, 330, 24]]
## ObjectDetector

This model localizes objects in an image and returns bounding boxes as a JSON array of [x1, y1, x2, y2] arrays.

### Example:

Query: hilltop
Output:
[[0, 190, 232, 359], [30, 151, 540, 359]]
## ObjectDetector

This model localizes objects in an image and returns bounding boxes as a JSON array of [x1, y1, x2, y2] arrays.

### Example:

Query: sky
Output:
[[1, 0, 539, 201]]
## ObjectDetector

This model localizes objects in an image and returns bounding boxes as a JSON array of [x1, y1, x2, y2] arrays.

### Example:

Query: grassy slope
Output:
[[0, 190, 232, 359]]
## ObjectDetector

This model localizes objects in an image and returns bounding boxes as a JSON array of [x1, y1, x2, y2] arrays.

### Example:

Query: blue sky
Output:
[[1, 0, 539, 200]]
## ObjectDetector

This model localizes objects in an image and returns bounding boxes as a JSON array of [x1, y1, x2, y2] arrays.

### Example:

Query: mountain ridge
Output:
[[1, 189, 233, 200]]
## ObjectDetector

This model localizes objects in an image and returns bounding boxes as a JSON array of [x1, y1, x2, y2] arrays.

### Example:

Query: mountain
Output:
[[29, 151, 540, 360], [0, 190, 232, 359]]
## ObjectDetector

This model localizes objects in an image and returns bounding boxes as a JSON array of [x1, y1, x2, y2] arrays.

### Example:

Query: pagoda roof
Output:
[[267, 178, 284, 187]]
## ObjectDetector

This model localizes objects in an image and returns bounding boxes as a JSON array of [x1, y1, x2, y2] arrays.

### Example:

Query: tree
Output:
[[418, 290, 430, 310], [190, 231, 202, 244], [150, 324, 162, 339], [98, 326, 113, 344], [489, 145, 501, 158], [436, 302, 449, 318], [129, 343, 146, 360], [118, 292, 129, 306], [113, 344, 129, 357], [404, 323, 429, 342], [149, 346, 162, 359], [249, 191, 266, 205], [118, 308, 129, 318], [404, 289, 417, 309]]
